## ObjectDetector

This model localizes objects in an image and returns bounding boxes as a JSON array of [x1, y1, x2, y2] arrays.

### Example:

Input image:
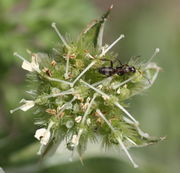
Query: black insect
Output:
[[98, 59, 136, 77]]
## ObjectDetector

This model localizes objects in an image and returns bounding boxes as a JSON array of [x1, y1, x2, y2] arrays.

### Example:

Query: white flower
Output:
[[75, 116, 82, 123], [34, 121, 54, 146], [35, 121, 55, 155], [71, 135, 79, 145], [22, 54, 40, 72], [19, 99, 35, 111], [34, 128, 51, 145], [10, 99, 35, 114], [13, 52, 40, 73]]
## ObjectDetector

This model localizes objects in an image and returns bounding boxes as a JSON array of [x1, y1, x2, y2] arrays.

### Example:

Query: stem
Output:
[[96, 109, 114, 131], [86, 53, 95, 59], [80, 80, 138, 125], [80, 79, 110, 99], [51, 22, 70, 49], [112, 76, 136, 90], [96, 109, 138, 168], [114, 102, 139, 125], [145, 48, 160, 65], [77, 94, 97, 143], [71, 61, 96, 86], [116, 137, 138, 168], [125, 136, 137, 146], [81, 94, 97, 124], [92, 76, 112, 87], [10, 106, 22, 114], [99, 34, 125, 57], [64, 54, 70, 79], [42, 89, 75, 99], [72, 94, 97, 155], [45, 76, 72, 85], [13, 52, 28, 62]]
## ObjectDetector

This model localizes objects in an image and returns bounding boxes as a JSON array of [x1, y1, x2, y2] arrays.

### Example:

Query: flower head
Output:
[[11, 6, 164, 168]]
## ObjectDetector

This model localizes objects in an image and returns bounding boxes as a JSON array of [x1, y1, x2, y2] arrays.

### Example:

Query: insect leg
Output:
[[101, 58, 113, 67]]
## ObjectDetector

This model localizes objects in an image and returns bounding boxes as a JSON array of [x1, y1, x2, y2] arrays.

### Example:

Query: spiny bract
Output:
[[11, 6, 163, 168]]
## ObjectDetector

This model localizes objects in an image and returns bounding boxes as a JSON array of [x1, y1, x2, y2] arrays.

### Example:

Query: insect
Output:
[[98, 59, 136, 77]]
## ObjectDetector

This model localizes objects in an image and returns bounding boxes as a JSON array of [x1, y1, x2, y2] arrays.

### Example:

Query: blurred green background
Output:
[[0, 0, 179, 172]]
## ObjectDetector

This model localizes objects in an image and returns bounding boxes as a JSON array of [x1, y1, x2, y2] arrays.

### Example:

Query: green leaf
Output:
[[78, 5, 113, 49], [41, 129, 66, 158]]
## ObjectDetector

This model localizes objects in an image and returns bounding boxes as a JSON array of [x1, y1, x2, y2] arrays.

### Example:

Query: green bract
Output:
[[11, 6, 163, 168]]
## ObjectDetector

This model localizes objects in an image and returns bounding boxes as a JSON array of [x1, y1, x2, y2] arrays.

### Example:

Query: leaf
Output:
[[77, 133, 88, 157], [123, 122, 166, 148], [41, 129, 65, 158], [78, 5, 113, 49]]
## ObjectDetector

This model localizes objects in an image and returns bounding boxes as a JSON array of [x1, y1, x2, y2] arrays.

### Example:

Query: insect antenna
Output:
[[100, 58, 113, 67], [114, 57, 123, 66]]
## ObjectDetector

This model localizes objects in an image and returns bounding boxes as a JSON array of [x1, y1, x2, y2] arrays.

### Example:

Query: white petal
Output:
[[40, 131, 51, 145], [34, 128, 47, 140], [71, 135, 78, 145], [20, 100, 35, 111], [22, 60, 33, 72], [34, 128, 51, 145], [75, 116, 82, 123], [31, 55, 40, 72]]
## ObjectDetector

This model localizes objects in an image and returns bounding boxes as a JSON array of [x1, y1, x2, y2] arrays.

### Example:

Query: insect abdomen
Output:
[[98, 67, 115, 76]]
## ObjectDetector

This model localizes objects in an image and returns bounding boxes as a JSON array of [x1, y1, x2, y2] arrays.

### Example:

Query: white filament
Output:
[[71, 61, 96, 86], [80, 80, 138, 125], [96, 109, 138, 168], [45, 76, 72, 85], [10, 100, 35, 114], [96, 109, 115, 131], [64, 54, 70, 79], [146, 48, 160, 65], [13, 52, 27, 62], [51, 22, 70, 49], [125, 137, 137, 146], [112, 76, 136, 90], [80, 79, 110, 99], [92, 77, 113, 87], [99, 34, 125, 57], [74, 94, 97, 147], [114, 102, 139, 125], [43, 89, 75, 99]]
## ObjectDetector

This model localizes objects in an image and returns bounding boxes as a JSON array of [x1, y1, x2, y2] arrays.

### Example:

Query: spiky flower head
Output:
[[11, 5, 163, 168]]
